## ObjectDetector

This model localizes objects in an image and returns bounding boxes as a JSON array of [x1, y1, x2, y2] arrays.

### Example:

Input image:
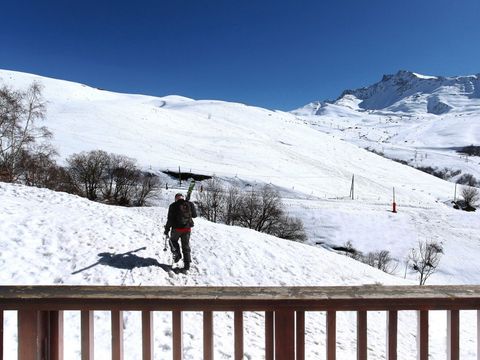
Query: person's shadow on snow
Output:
[[72, 247, 173, 274]]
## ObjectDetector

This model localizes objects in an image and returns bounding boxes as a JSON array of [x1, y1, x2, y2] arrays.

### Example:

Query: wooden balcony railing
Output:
[[1, 285, 480, 360]]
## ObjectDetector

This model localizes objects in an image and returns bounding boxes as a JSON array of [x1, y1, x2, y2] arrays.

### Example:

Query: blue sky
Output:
[[1, 0, 479, 110]]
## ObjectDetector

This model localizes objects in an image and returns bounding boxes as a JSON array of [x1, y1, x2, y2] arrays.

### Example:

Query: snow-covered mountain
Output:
[[1, 69, 480, 358], [293, 70, 480, 183], [296, 70, 480, 115]]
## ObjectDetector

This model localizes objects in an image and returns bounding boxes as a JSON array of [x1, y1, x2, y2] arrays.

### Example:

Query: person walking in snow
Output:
[[164, 193, 197, 271]]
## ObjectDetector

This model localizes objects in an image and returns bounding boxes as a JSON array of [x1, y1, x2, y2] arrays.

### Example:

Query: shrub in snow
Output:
[[66, 150, 161, 206], [456, 173, 478, 187], [336, 242, 398, 275], [365, 147, 384, 156], [461, 187, 479, 210], [362, 250, 398, 275], [195, 180, 307, 242], [415, 166, 461, 180]]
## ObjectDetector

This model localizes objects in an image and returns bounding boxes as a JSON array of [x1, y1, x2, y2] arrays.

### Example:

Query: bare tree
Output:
[[19, 146, 58, 188], [101, 154, 138, 204], [222, 185, 242, 225], [67, 150, 110, 200], [237, 185, 283, 232], [195, 177, 225, 222], [237, 188, 262, 230], [134, 172, 161, 206], [0, 82, 51, 182], [409, 240, 443, 285]]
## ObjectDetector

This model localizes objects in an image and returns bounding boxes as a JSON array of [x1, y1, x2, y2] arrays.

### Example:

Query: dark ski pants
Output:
[[169, 229, 191, 265]]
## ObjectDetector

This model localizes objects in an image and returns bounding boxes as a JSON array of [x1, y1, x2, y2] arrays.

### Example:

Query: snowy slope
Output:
[[1, 68, 479, 283], [0, 69, 460, 203], [1, 183, 478, 359], [1, 69, 480, 357]]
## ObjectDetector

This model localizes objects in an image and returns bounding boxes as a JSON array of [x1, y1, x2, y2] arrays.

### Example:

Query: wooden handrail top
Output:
[[2, 285, 480, 300], [1, 285, 480, 311]]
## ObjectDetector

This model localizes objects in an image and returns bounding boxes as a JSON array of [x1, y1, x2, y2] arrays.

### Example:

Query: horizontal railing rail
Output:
[[0, 285, 479, 360]]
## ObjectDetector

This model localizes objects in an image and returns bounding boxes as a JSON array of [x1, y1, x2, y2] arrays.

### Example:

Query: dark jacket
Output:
[[165, 199, 197, 232]]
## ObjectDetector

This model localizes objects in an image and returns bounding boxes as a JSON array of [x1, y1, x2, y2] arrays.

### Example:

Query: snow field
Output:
[[1, 69, 480, 358]]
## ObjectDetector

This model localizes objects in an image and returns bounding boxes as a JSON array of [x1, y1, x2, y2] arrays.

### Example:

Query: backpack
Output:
[[177, 200, 194, 227]]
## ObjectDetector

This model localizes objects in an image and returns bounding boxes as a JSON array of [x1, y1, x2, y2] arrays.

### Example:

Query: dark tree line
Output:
[[195, 178, 307, 242], [457, 145, 480, 157]]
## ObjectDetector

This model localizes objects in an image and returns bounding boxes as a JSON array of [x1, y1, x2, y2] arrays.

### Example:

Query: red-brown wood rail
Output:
[[0, 285, 479, 360]]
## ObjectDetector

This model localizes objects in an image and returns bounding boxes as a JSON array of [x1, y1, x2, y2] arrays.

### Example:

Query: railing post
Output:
[[265, 311, 274, 360], [417, 310, 429, 360], [234, 311, 244, 360], [296, 311, 305, 360], [50, 311, 64, 360], [275, 309, 295, 360], [357, 311, 367, 360], [386, 310, 397, 360], [18, 310, 48, 360], [447, 310, 459, 360], [172, 311, 182, 360], [81, 311, 94, 360], [142, 311, 153, 360], [203, 311, 213, 360], [327, 311, 336, 360], [111, 311, 124, 360]]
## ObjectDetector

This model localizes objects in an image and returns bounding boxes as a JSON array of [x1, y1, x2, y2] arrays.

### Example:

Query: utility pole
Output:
[[350, 174, 355, 200]]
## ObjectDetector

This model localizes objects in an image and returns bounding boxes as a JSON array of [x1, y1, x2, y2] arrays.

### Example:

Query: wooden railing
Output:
[[1, 285, 480, 359]]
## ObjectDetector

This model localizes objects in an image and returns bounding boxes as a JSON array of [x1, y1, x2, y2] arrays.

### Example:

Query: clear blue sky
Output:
[[1, 0, 479, 110]]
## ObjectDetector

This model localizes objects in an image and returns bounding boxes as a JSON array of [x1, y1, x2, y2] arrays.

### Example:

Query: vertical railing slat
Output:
[[327, 311, 336, 360], [477, 310, 480, 360], [172, 311, 182, 360], [296, 311, 305, 360], [447, 310, 459, 360], [142, 311, 153, 360], [417, 310, 429, 360], [265, 311, 274, 360], [234, 311, 244, 360], [0, 310, 3, 360], [275, 310, 295, 360], [18, 310, 40, 360], [357, 311, 367, 360], [50, 311, 64, 360], [203, 311, 214, 360], [386, 310, 397, 360], [111, 311, 124, 360], [81, 311, 94, 360]]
